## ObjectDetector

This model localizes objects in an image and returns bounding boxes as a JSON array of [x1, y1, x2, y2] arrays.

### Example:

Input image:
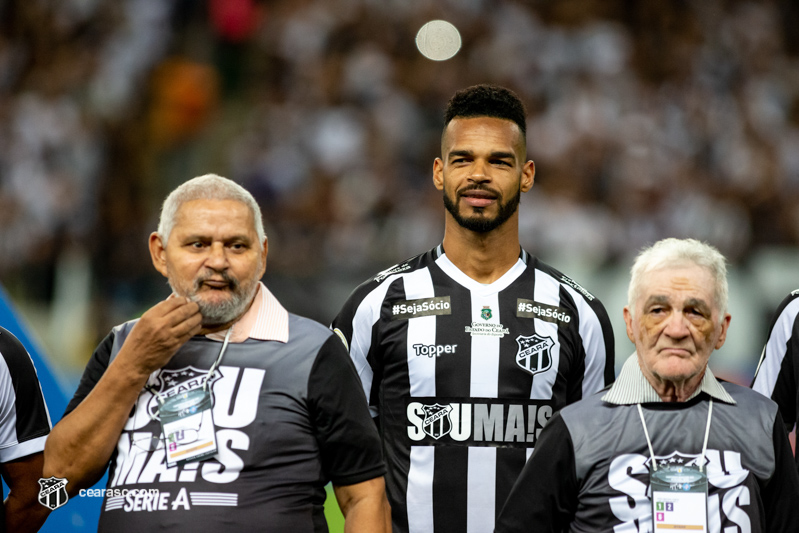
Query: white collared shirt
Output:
[[602, 353, 736, 405], [204, 282, 289, 343]]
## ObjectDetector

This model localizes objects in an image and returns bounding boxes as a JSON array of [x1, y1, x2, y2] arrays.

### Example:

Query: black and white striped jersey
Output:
[[331, 245, 615, 533], [752, 290, 799, 440], [0, 326, 51, 463]]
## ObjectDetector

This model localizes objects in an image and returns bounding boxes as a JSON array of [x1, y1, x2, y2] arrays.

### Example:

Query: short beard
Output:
[[443, 186, 521, 233], [170, 269, 260, 327]]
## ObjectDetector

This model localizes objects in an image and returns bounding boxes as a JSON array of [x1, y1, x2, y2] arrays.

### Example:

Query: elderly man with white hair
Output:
[[495, 238, 799, 533], [44, 174, 390, 532]]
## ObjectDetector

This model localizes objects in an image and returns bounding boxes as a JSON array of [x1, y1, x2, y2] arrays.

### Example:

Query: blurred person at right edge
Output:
[[330, 84, 615, 533], [496, 238, 799, 533], [752, 289, 799, 469]]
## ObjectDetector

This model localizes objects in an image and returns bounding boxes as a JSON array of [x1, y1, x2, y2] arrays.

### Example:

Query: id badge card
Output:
[[159, 387, 217, 467], [650, 464, 708, 531]]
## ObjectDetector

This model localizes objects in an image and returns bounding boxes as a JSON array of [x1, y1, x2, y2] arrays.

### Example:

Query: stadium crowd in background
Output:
[[2, 0, 799, 373]]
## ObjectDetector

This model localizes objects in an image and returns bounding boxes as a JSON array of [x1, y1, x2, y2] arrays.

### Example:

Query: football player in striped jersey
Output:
[[332, 84, 615, 533]]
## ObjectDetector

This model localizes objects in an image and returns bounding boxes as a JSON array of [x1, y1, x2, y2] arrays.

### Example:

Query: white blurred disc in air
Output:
[[416, 20, 461, 61]]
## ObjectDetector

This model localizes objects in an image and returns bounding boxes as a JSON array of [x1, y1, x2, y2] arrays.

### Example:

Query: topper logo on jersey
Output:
[[422, 404, 453, 439], [406, 398, 552, 447], [515, 334, 554, 377], [608, 449, 752, 532], [413, 344, 457, 358], [146, 366, 222, 420]]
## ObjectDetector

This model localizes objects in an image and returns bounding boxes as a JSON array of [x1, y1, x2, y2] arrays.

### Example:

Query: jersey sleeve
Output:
[[307, 335, 386, 486], [751, 291, 799, 433], [763, 410, 799, 532], [494, 411, 578, 532], [0, 327, 51, 462], [559, 282, 616, 400], [63, 331, 115, 417], [331, 278, 390, 418], [578, 289, 615, 391]]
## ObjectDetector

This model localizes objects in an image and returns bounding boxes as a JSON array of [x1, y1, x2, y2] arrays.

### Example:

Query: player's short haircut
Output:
[[157, 173, 265, 243], [444, 84, 527, 139], [627, 238, 728, 321]]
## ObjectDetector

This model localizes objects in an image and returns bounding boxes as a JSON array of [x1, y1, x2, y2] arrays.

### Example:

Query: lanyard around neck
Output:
[[146, 326, 233, 421], [636, 398, 713, 473]]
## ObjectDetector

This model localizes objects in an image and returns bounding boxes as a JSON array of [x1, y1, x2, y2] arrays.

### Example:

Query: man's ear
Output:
[[623, 306, 635, 344], [715, 314, 732, 350], [258, 237, 268, 278], [433, 158, 444, 191], [521, 160, 535, 193], [149, 232, 168, 277]]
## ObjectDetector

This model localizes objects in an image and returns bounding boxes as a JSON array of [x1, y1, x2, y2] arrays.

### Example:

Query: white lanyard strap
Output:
[[146, 326, 233, 420], [637, 398, 713, 472], [203, 326, 232, 391], [700, 400, 713, 473]]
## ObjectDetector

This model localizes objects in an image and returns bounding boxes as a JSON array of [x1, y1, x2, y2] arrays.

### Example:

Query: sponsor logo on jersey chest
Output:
[[515, 334, 554, 376], [516, 299, 572, 325], [391, 296, 451, 320], [465, 304, 510, 337], [465, 323, 510, 337], [413, 344, 457, 357], [406, 397, 552, 447]]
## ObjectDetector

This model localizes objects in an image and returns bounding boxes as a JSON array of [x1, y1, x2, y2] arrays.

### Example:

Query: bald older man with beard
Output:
[[43, 174, 390, 533]]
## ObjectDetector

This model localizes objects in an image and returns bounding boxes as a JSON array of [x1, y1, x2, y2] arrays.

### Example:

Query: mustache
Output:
[[193, 270, 240, 292], [457, 184, 501, 197]]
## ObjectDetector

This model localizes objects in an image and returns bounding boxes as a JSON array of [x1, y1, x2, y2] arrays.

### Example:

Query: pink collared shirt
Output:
[[205, 282, 289, 343]]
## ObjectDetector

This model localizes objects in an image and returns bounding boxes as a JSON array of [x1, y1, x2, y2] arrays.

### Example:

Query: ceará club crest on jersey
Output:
[[146, 366, 222, 419], [515, 334, 554, 376], [422, 403, 453, 439]]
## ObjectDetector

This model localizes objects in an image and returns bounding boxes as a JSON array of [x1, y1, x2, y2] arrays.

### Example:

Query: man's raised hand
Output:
[[116, 297, 203, 378]]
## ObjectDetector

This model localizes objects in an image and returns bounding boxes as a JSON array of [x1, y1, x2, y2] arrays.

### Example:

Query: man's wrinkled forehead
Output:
[[634, 265, 719, 312], [642, 294, 713, 313], [169, 199, 259, 240]]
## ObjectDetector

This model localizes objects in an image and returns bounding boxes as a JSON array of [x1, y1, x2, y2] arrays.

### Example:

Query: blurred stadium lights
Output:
[[415, 20, 462, 61]]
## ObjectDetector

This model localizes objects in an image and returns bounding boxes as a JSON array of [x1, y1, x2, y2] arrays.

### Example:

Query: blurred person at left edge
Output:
[[0, 326, 51, 532], [43, 174, 390, 532]]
